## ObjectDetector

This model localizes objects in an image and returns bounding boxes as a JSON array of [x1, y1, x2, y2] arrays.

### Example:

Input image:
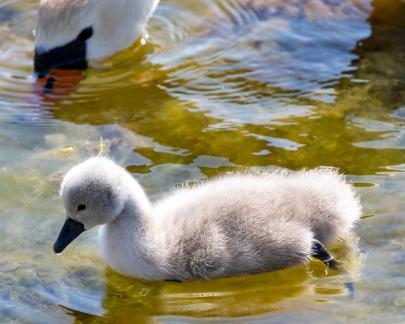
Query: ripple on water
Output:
[[152, 0, 371, 126], [0, 0, 405, 323]]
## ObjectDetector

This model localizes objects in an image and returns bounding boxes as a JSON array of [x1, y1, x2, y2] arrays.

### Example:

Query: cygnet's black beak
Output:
[[53, 218, 85, 254], [34, 26, 93, 77]]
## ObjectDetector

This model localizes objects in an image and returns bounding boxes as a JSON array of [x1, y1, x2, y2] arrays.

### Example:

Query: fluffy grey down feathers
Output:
[[60, 157, 361, 280]]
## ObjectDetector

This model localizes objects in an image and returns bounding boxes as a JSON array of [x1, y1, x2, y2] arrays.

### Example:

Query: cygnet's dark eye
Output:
[[77, 204, 86, 211]]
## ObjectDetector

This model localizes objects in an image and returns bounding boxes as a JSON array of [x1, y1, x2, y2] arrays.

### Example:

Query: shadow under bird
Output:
[[54, 157, 361, 281]]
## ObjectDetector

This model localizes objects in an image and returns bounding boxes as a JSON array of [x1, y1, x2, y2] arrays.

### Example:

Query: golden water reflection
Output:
[[0, 0, 405, 322]]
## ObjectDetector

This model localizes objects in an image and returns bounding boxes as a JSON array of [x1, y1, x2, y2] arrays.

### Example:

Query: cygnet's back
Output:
[[152, 169, 361, 280]]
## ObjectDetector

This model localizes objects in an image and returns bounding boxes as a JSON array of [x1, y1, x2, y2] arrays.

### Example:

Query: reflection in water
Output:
[[51, 0, 403, 175], [68, 265, 348, 322], [93, 236, 360, 321], [0, 0, 405, 322]]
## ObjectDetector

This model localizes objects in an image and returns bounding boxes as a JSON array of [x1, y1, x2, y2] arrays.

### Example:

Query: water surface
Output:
[[1, 0, 405, 322]]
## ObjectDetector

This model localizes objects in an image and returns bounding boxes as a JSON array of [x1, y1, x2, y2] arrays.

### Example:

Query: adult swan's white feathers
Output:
[[54, 157, 361, 281], [34, 0, 160, 73]]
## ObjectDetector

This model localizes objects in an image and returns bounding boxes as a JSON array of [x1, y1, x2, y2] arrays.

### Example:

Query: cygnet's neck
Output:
[[107, 171, 153, 232], [99, 174, 165, 279]]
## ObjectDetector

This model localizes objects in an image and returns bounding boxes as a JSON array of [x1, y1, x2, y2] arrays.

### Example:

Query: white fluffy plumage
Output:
[[36, 0, 159, 59], [58, 157, 361, 280]]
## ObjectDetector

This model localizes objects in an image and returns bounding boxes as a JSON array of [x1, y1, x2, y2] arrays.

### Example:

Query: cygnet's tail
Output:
[[331, 175, 361, 243], [306, 170, 362, 245]]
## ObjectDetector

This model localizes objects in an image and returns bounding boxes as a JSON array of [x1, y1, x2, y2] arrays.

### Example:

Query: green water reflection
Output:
[[0, 0, 405, 322]]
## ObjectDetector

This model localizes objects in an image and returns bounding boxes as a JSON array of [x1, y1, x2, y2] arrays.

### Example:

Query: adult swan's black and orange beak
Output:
[[34, 26, 93, 77], [53, 218, 85, 254]]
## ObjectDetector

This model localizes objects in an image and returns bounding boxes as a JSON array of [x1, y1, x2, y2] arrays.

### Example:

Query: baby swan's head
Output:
[[54, 157, 129, 254], [35, 0, 159, 75]]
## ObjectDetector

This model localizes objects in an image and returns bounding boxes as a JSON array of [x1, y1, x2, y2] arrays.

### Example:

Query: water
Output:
[[1, 0, 405, 322]]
